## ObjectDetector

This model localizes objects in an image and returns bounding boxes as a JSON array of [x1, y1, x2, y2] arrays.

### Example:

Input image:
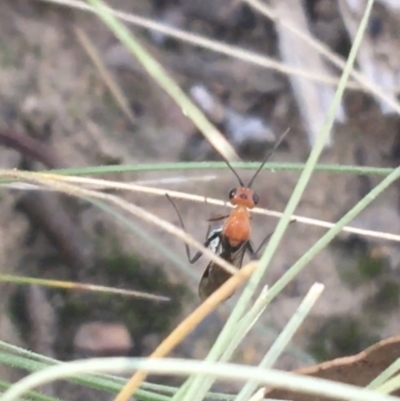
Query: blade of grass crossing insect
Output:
[[12, 172, 400, 246], [86, 0, 239, 162], [7, 172, 400, 246], [179, 2, 375, 401], [8, 172, 398, 245], [234, 283, 324, 401]]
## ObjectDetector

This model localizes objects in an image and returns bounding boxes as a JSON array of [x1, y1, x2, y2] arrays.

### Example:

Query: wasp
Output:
[[168, 129, 290, 300]]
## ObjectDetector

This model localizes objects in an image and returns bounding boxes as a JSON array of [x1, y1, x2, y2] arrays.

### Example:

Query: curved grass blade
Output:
[[0, 275, 169, 302], [2, 357, 400, 401]]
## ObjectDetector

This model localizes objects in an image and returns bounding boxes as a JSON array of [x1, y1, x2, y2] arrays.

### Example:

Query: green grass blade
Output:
[[251, 0, 375, 293], [2, 357, 400, 401], [0, 380, 61, 401], [375, 375, 400, 396], [0, 352, 168, 401], [85, 0, 239, 162], [266, 164, 400, 301], [178, 1, 375, 401], [177, 286, 272, 399], [88, 199, 195, 279], [234, 283, 324, 401], [0, 274, 169, 302], [0, 347, 250, 401], [222, 286, 271, 357], [30, 163, 395, 177], [368, 359, 400, 390]]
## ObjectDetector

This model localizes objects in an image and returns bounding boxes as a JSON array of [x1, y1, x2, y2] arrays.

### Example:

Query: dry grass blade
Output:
[[0, 175, 216, 191], [30, 174, 400, 244], [0, 274, 169, 301], [244, 0, 400, 115], [113, 262, 259, 401], [269, 0, 344, 147], [37, 0, 362, 89], [75, 26, 136, 126], [0, 170, 238, 276], [87, 0, 240, 163]]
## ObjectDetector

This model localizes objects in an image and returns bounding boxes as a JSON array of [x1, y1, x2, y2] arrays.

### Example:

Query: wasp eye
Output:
[[229, 188, 237, 199], [252, 193, 259, 205]]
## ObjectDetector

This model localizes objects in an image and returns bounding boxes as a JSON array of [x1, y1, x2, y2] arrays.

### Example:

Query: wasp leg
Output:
[[187, 231, 221, 263], [246, 232, 272, 260], [207, 214, 230, 222], [166, 193, 221, 264], [247, 219, 296, 259]]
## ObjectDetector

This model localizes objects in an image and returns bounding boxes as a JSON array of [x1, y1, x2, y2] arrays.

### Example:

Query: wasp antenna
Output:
[[225, 158, 245, 187], [247, 127, 290, 188]]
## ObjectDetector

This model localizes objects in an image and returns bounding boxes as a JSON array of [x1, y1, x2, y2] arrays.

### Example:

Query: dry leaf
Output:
[[265, 335, 400, 401]]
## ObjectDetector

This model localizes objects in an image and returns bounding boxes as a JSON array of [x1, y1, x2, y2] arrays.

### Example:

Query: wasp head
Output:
[[228, 187, 259, 209]]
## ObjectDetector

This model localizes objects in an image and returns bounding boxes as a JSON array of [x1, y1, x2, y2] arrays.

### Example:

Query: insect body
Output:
[[168, 129, 290, 301], [199, 230, 250, 300]]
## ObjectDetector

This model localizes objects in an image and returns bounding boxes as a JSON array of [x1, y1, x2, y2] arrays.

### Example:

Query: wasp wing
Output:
[[198, 240, 249, 301]]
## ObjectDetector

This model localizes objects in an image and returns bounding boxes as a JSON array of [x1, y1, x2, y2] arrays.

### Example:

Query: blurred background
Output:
[[1, 0, 400, 398]]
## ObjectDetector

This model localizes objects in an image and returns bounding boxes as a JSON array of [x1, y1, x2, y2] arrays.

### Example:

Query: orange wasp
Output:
[[168, 129, 290, 300]]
